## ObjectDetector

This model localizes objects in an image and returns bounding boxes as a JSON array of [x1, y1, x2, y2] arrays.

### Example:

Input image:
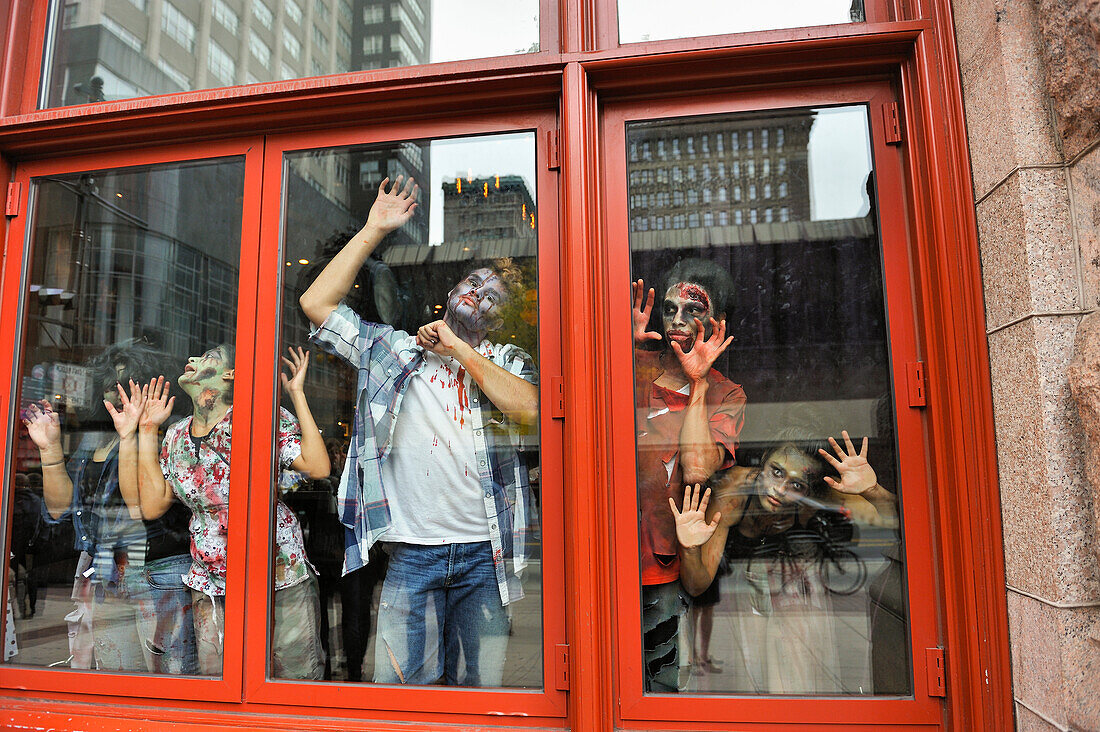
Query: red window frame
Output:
[[601, 81, 941, 729], [0, 137, 266, 704], [0, 0, 1015, 730], [241, 114, 568, 721]]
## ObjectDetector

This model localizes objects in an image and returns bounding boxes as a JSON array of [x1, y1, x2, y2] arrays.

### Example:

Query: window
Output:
[[250, 31, 271, 69], [283, 29, 302, 60], [100, 16, 143, 52], [315, 1, 330, 24], [3, 156, 246, 679], [362, 34, 384, 55], [212, 0, 239, 35], [161, 2, 196, 52], [208, 40, 236, 85], [618, 0, 866, 43], [253, 0, 274, 29], [313, 25, 329, 56], [156, 58, 190, 90], [285, 0, 303, 25], [363, 5, 385, 24]]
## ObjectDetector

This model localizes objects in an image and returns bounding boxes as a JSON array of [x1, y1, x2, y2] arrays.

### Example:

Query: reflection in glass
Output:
[[618, 0, 864, 45], [276, 132, 541, 686], [3, 160, 244, 677], [40, 0, 540, 109], [627, 106, 911, 695]]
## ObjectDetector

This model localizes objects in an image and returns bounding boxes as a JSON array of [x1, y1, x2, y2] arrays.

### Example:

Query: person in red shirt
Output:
[[631, 258, 746, 692]]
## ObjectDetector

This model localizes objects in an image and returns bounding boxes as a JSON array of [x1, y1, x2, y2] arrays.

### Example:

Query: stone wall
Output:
[[951, 0, 1100, 729]]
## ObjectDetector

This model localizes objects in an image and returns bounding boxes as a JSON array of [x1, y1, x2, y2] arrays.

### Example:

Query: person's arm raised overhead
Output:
[[136, 377, 176, 520], [283, 346, 330, 479], [299, 176, 418, 327]]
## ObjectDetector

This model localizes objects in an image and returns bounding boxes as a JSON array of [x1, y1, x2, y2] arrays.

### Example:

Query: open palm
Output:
[[819, 430, 877, 495], [669, 484, 721, 548]]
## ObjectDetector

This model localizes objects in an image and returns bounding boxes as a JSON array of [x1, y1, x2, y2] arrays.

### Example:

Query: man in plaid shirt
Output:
[[301, 176, 538, 687]]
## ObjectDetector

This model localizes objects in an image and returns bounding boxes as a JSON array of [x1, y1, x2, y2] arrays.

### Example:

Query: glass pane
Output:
[[273, 132, 541, 686], [3, 159, 245, 677], [39, 0, 540, 109], [626, 106, 911, 695], [618, 0, 864, 44]]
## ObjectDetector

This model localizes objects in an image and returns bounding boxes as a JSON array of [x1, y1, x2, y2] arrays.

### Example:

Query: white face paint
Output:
[[445, 267, 509, 337], [662, 281, 716, 352]]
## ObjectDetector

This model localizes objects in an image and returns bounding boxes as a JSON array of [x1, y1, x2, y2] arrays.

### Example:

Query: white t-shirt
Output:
[[382, 349, 490, 544]]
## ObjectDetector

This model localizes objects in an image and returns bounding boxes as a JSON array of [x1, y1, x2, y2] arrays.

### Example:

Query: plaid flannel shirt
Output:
[[309, 303, 537, 606]]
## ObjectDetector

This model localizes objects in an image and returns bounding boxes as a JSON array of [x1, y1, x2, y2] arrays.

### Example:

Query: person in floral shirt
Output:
[[133, 344, 330, 678]]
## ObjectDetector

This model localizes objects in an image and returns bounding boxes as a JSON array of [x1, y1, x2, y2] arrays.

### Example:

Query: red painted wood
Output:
[[0, 0, 1014, 728], [559, 61, 614, 732]]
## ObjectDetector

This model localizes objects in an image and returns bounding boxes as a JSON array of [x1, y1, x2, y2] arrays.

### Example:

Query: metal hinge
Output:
[[926, 647, 946, 697], [882, 102, 903, 145], [546, 129, 560, 171], [554, 643, 569, 690], [5, 182, 22, 217], [550, 376, 565, 419], [906, 361, 927, 407]]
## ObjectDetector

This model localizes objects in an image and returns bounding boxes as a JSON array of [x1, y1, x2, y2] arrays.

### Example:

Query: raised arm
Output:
[[417, 320, 539, 425], [281, 346, 330, 479], [670, 484, 730, 595], [105, 380, 146, 519], [818, 430, 899, 529], [675, 317, 735, 485], [136, 377, 176, 520], [299, 177, 418, 326], [24, 401, 72, 520]]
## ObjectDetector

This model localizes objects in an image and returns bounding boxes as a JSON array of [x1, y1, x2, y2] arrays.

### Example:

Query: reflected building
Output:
[[48, 0, 357, 107], [627, 112, 814, 235]]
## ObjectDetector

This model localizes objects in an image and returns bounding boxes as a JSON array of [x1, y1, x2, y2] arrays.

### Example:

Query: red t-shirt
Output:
[[634, 349, 746, 585]]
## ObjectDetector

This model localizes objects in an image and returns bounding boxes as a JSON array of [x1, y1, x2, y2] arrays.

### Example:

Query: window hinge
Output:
[[546, 129, 561, 171], [554, 643, 569, 690], [926, 647, 946, 697], [906, 361, 927, 407], [550, 376, 565, 419], [5, 182, 22, 217], [882, 102, 903, 145]]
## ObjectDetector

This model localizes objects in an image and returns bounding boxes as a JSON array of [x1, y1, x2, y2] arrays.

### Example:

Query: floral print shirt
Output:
[[161, 407, 311, 594]]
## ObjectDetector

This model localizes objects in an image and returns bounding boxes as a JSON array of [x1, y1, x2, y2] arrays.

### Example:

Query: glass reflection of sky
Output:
[[428, 133, 536, 246], [808, 107, 873, 221], [618, 0, 859, 44]]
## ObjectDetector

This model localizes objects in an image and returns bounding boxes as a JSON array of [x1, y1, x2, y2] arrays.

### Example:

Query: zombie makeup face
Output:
[[444, 268, 509, 339], [662, 281, 716, 352], [754, 447, 821, 514], [178, 346, 234, 409]]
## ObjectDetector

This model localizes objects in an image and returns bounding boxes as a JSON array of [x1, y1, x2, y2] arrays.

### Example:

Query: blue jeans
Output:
[[142, 554, 199, 674], [91, 552, 197, 675], [373, 542, 508, 687]]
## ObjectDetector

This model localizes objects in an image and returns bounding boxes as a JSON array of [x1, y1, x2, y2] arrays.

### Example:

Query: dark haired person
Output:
[[133, 344, 330, 678], [631, 258, 746, 692], [300, 177, 538, 687], [670, 432, 898, 693], [23, 340, 196, 673]]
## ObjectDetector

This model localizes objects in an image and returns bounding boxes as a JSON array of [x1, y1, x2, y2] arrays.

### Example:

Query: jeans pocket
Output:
[[145, 557, 190, 591]]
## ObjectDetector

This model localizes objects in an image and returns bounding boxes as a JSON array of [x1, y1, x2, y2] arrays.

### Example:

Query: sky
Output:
[[617, 0, 859, 43], [807, 106, 873, 220], [427, 132, 537, 246], [430, 1, 540, 62]]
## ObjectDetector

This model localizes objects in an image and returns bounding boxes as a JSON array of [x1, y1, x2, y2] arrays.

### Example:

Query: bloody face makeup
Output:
[[662, 281, 716, 351], [178, 346, 232, 401], [754, 447, 820, 513], [444, 268, 509, 340]]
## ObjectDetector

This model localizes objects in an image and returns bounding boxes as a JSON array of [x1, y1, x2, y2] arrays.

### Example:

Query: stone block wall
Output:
[[951, 0, 1100, 729]]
